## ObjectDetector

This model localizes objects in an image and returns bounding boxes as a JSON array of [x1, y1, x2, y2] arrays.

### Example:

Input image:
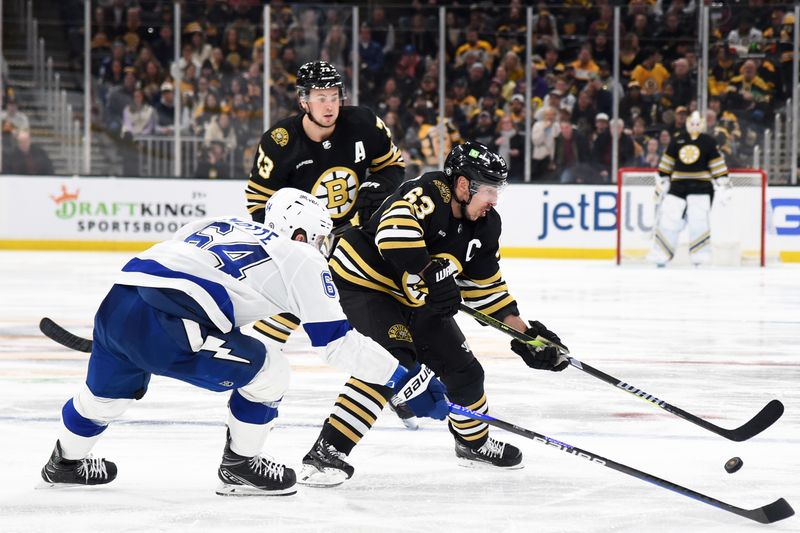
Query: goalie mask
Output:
[[686, 111, 706, 138], [263, 188, 335, 256]]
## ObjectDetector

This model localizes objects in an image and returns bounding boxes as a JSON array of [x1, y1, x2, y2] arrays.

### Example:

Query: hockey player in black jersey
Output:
[[245, 60, 404, 232], [243, 61, 406, 350], [298, 141, 569, 487], [648, 111, 731, 266]]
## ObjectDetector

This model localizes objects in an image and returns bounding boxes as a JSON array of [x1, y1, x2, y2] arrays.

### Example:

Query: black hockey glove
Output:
[[510, 320, 569, 372], [420, 258, 461, 318], [353, 180, 390, 225]]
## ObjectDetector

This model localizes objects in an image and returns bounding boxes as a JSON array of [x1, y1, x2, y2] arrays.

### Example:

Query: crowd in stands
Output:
[[66, 0, 798, 181]]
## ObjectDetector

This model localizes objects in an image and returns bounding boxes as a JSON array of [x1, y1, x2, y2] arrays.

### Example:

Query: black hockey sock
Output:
[[318, 377, 392, 455]]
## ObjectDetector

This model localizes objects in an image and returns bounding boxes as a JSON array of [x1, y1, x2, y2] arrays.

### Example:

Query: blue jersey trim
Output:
[[62, 398, 107, 437], [229, 390, 279, 425], [122, 257, 235, 327], [302, 319, 351, 347]]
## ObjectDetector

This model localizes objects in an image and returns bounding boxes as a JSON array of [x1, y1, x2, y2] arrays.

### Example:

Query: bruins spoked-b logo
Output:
[[313, 166, 359, 219], [678, 144, 700, 165], [271, 128, 289, 147], [388, 324, 413, 343]]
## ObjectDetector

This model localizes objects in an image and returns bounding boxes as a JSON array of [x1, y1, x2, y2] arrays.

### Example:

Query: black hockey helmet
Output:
[[444, 141, 508, 192], [296, 61, 346, 100]]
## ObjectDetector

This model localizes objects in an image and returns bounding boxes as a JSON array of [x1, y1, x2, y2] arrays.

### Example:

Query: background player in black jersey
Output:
[[243, 61, 407, 351], [297, 141, 569, 487], [648, 111, 731, 266]]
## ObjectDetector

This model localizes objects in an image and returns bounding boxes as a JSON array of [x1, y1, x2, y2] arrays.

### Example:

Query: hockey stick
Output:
[[458, 303, 784, 442], [39, 317, 93, 353], [448, 402, 794, 524]]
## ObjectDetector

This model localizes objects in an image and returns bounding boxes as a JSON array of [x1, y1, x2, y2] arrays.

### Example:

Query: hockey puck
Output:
[[724, 456, 743, 474]]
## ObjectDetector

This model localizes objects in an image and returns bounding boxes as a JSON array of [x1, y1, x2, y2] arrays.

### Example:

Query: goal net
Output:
[[616, 168, 769, 266]]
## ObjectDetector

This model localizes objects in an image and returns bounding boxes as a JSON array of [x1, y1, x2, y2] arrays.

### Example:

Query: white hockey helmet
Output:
[[263, 188, 334, 255], [686, 110, 706, 137]]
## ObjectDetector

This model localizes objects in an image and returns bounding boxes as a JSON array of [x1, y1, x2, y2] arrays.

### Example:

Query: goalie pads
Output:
[[686, 194, 711, 265], [655, 175, 670, 202], [648, 194, 686, 264]]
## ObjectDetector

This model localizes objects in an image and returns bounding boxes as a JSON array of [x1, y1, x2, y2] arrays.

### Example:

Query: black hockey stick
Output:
[[458, 303, 784, 442], [39, 317, 93, 353], [449, 402, 794, 524]]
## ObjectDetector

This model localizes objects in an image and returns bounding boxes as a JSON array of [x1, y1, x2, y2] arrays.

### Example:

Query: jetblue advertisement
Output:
[[1, 175, 799, 261]]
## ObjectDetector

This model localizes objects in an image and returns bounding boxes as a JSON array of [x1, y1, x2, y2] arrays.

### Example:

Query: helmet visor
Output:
[[314, 232, 336, 257]]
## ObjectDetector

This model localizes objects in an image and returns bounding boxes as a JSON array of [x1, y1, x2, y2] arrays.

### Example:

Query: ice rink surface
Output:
[[0, 251, 797, 533]]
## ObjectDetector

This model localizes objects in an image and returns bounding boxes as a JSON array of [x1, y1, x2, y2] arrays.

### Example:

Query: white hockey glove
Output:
[[713, 176, 733, 207], [655, 175, 670, 202]]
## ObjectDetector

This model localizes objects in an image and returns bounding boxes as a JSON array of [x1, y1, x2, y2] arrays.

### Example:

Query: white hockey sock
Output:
[[227, 413, 275, 458], [57, 428, 103, 460]]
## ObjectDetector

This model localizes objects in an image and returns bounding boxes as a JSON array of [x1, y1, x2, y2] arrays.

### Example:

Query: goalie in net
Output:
[[646, 110, 732, 266]]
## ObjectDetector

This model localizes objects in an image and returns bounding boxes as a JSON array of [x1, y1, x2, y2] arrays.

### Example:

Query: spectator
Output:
[[541, 45, 565, 78], [619, 33, 643, 80], [407, 13, 437, 60], [491, 115, 525, 181], [195, 141, 230, 179], [105, 67, 137, 135], [571, 90, 598, 137], [554, 119, 593, 183], [193, 91, 222, 135], [531, 8, 561, 53], [726, 59, 774, 126], [630, 47, 670, 98], [4, 131, 53, 175], [154, 81, 190, 135], [671, 106, 689, 135], [320, 24, 348, 73], [467, 110, 497, 147], [591, 116, 635, 182], [366, 7, 396, 58], [531, 106, 560, 180], [122, 87, 156, 137], [666, 58, 696, 108], [286, 23, 318, 67], [655, 11, 693, 64], [358, 24, 384, 82], [619, 81, 650, 126], [466, 61, 490, 100], [637, 137, 661, 167], [151, 25, 174, 68], [454, 28, 493, 68], [570, 45, 600, 87], [504, 93, 527, 131], [728, 17, 763, 58], [1, 98, 30, 136], [204, 112, 237, 152]]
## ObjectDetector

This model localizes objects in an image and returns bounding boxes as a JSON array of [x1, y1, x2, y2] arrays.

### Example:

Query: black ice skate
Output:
[[40, 440, 117, 487], [454, 437, 524, 469], [297, 437, 355, 487], [216, 432, 296, 496], [389, 398, 419, 430]]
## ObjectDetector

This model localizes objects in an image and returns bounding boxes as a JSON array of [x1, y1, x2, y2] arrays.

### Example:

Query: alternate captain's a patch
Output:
[[388, 324, 413, 342], [271, 128, 289, 147]]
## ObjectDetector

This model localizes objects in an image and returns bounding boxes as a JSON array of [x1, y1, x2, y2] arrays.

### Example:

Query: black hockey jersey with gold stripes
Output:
[[657, 132, 728, 181], [330, 171, 518, 319], [245, 106, 405, 230]]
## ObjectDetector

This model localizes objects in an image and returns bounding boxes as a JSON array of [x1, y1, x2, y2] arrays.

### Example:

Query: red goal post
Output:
[[616, 168, 768, 266]]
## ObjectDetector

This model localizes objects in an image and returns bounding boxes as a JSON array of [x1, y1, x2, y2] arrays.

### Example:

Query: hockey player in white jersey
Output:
[[40, 188, 448, 496]]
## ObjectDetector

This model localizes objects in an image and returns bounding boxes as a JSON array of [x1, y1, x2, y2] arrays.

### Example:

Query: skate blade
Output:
[[35, 480, 108, 490], [455, 457, 525, 470], [215, 483, 296, 497], [297, 465, 348, 487], [400, 417, 419, 431]]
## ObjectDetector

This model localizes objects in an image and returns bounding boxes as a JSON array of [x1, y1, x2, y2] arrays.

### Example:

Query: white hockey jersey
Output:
[[116, 216, 398, 384]]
